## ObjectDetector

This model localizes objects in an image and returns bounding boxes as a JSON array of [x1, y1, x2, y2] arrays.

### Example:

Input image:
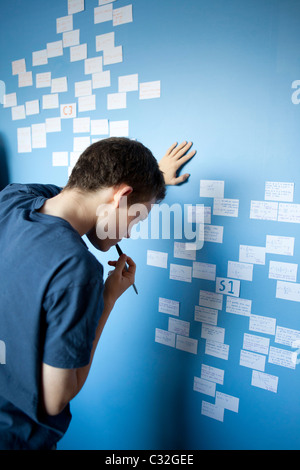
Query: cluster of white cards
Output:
[[155, 298, 198, 355], [149, 178, 300, 423], [3, 0, 161, 173]]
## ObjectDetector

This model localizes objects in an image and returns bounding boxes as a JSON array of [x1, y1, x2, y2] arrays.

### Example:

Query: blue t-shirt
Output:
[[0, 183, 104, 449]]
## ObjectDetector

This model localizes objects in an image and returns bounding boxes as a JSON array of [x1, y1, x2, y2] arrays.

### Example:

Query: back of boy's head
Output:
[[65, 137, 166, 204]]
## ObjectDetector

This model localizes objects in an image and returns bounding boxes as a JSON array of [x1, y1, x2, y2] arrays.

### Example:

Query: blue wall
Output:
[[1, 0, 300, 450]]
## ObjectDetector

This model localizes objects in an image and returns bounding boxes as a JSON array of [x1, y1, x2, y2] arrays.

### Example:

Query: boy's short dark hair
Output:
[[65, 137, 166, 203]]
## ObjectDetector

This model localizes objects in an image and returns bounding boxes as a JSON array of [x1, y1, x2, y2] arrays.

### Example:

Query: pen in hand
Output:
[[115, 243, 138, 295]]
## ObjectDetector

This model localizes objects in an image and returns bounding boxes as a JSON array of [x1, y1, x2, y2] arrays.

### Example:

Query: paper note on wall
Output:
[[265, 182, 294, 202], [147, 250, 168, 268], [17, 127, 31, 153]]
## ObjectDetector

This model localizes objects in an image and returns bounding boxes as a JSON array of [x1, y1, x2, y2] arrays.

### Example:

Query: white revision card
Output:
[[63, 29, 80, 48], [275, 326, 300, 347], [170, 264, 192, 283], [205, 340, 229, 360], [85, 57, 102, 75], [70, 44, 87, 62], [199, 290, 223, 310], [251, 370, 278, 393], [215, 392, 239, 413], [84, 57, 102, 75], [200, 180, 224, 198], [168, 317, 190, 337], [25, 100, 39, 116], [73, 117, 90, 133], [276, 280, 300, 302], [94, 4, 113, 24], [195, 306, 218, 325], [278, 203, 300, 223], [174, 242, 196, 261], [107, 92, 126, 110], [3, 93, 17, 108], [243, 333, 270, 355], [240, 349, 266, 371], [92, 71, 111, 89], [18, 71, 32, 88], [201, 324, 225, 343], [91, 119, 109, 135], [239, 245, 265, 265], [31, 123, 46, 148], [147, 250, 168, 269], [78, 95, 96, 112], [201, 364, 224, 385], [42, 94, 59, 109], [51, 77, 68, 93], [213, 198, 239, 217], [103, 46, 123, 65], [176, 335, 198, 354], [36, 72, 51, 88], [265, 182, 294, 202], [265, 235, 294, 256], [155, 328, 175, 348], [119, 74, 138, 92], [56, 15, 73, 34], [17, 127, 31, 153], [249, 314, 276, 336], [32, 49, 48, 66], [73, 136, 90, 152], [187, 205, 211, 224], [204, 225, 223, 243], [226, 296, 251, 316], [96, 32, 115, 52], [113, 5, 133, 26], [193, 377, 216, 397], [250, 201, 278, 221], [68, 0, 84, 15], [75, 80, 92, 97], [46, 117, 61, 133], [201, 401, 224, 422], [227, 261, 253, 281], [12, 105, 25, 120], [47, 40, 63, 58], [12, 58, 26, 75], [269, 261, 298, 282], [109, 120, 129, 137], [159, 297, 179, 316], [139, 81, 161, 100], [192, 261, 216, 281], [268, 346, 296, 369], [52, 152, 68, 166]]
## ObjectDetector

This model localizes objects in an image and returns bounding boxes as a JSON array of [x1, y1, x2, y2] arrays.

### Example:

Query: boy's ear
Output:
[[113, 185, 133, 208]]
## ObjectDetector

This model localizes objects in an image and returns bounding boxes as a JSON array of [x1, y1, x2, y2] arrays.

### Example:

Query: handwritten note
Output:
[[170, 264, 192, 283], [194, 305, 218, 325], [147, 250, 168, 269], [200, 180, 224, 198], [213, 198, 239, 217], [265, 181, 294, 202], [159, 297, 179, 316], [265, 235, 294, 256], [269, 261, 298, 282], [276, 280, 300, 302]]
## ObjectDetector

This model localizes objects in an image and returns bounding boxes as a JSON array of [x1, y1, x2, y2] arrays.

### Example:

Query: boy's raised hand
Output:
[[158, 141, 196, 186]]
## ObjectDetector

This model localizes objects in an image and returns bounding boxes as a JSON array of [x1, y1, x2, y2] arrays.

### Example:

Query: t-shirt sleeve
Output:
[[42, 279, 104, 369]]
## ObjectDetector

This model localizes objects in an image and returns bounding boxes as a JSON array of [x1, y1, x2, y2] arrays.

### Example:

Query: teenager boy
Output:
[[0, 138, 195, 449]]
